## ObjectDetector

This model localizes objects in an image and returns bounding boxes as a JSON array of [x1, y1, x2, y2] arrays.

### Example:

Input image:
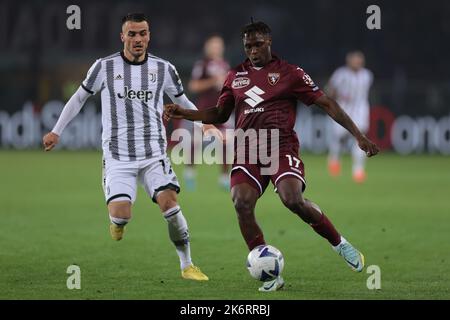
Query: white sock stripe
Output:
[[173, 238, 190, 246], [164, 205, 181, 219], [109, 215, 129, 226], [165, 209, 181, 219]]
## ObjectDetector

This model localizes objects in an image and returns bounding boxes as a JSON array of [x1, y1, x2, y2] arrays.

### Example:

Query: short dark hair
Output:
[[121, 13, 148, 26], [241, 21, 271, 38]]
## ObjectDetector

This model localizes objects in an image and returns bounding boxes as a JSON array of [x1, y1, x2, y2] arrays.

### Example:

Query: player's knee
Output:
[[233, 195, 256, 217], [155, 190, 178, 212], [158, 199, 178, 212], [280, 193, 305, 214], [108, 201, 132, 220]]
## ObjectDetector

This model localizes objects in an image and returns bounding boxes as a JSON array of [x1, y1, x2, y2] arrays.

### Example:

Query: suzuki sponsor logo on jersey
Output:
[[117, 86, 153, 103], [244, 107, 265, 115], [243, 86, 266, 114], [232, 77, 251, 89], [268, 73, 280, 86]]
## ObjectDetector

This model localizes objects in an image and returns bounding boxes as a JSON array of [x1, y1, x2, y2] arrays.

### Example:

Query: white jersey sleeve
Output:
[[52, 86, 90, 135], [164, 62, 185, 99], [164, 62, 203, 129], [81, 59, 104, 95], [170, 93, 203, 129]]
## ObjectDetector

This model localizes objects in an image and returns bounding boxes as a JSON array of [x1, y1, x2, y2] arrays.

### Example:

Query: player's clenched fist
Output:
[[42, 132, 59, 151], [357, 135, 380, 157], [164, 104, 185, 120]]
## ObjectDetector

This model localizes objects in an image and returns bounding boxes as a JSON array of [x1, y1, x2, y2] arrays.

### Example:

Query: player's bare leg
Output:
[[231, 183, 265, 250], [277, 177, 364, 272], [156, 190, 208, 281], [231, 183, 284, 292], [108, 200, 132, 241]]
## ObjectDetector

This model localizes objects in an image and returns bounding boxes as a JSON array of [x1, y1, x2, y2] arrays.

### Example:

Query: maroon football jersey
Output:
[[191, 58, 230, 109], [218, 55, 324, 158]]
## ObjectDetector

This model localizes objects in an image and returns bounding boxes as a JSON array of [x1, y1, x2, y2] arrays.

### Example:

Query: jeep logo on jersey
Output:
[[268, 73, 280, 86], [232, 77, 250, 89], [117, 86, 153, 103]]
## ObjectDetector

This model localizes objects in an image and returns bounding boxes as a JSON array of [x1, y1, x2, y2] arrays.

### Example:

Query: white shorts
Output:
[[102, 155, 180, 205]]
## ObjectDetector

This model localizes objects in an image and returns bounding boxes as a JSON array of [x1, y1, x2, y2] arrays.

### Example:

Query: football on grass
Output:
[[246, 245, 284, 281]]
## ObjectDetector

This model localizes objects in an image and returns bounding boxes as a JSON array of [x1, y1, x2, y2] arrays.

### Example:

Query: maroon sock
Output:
[[247, 234, 266, 251], [310, 213, 341, 246]]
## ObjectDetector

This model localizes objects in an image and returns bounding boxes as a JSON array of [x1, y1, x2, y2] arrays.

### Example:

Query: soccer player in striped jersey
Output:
[[42, 13, 217, 281]]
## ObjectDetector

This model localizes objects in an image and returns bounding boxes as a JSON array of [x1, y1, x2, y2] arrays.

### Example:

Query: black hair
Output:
[[121, 13, 148, 26], [241, 21, 271, 38]]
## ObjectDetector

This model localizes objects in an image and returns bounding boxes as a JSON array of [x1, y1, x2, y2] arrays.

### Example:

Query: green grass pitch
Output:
[[1, 150, 449, 299]]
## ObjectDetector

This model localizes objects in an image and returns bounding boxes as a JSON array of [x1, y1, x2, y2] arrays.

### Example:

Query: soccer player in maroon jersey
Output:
[[165, 21, 379, 291]]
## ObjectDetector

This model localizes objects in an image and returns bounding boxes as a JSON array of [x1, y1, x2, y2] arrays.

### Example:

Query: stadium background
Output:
[[1, 0, 450, 153], [0, 0, 449, 300]]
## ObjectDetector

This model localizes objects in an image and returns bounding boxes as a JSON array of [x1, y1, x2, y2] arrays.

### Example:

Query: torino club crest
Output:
[[267, 73, 280, 86]]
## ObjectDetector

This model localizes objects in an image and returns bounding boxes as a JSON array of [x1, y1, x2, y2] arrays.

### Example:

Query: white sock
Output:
[[328, 137, 342, 162], [163, 206, 192, 270], [109, 215, 129, 226], [333, 236, 346, 250], [352, 143, 366, 174]]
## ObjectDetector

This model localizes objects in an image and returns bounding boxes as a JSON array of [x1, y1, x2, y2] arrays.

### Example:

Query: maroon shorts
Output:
[[230, 152, 306, 196]]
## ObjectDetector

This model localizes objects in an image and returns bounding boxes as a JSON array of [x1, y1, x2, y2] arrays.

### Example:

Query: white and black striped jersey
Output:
[[328, 66, 373, 117], [81, 51, 185, 161]]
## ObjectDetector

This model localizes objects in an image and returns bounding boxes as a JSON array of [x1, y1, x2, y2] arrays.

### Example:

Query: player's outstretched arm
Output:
[[42, 86, 90, 151], [314, 95, 380, 157], [168, 93, 224, 140], [164, 101, 234, 124]]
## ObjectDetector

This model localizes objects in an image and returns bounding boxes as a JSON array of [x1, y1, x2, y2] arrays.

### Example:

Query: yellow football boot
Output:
[[109, 223, 125, 241], [181, 265, 209, 281]]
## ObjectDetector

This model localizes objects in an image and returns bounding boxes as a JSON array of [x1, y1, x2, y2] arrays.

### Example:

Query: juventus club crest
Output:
[[268, 73, 280, 85], [149, 72, 157, 83]]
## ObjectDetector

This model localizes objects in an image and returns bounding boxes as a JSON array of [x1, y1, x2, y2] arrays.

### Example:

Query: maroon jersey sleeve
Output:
[[217, 71, 235, 106], [292, 67, 324, 106]]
